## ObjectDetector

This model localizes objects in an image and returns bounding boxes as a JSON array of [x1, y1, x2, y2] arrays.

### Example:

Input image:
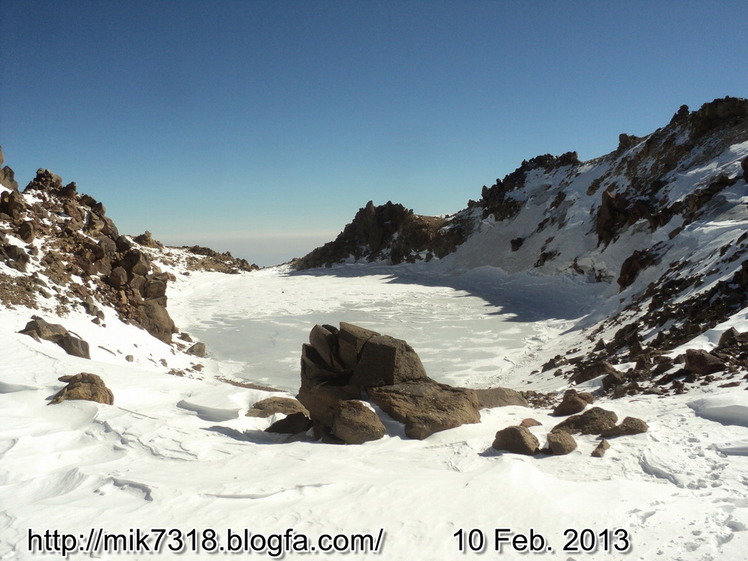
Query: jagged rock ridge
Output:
[[294, 97, 748, 393]]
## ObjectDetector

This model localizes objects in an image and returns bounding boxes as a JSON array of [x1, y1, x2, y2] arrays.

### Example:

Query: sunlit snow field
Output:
[[170, 264, 592, 392]]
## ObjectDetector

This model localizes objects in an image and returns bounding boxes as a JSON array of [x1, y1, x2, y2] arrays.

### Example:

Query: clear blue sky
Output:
[[2, 0, 746, 265]]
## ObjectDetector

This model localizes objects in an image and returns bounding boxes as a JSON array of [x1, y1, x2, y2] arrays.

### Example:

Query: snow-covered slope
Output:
[[2, 99, 748, 560]]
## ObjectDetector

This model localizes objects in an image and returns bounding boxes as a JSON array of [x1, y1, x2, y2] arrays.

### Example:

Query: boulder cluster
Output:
[[1, 168, 177, 342], [295, 322, 483, 442], [492, 389, 648, 458]]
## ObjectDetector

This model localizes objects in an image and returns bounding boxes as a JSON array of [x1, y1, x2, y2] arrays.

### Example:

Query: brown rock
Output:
[[140, 300, 176, 343], [107, 267, 128, 289], [49, 373, 113, 405], [296, 383, 361, 427], [684, 349, 726, 375], [492, 425, 540, 456], [265, 412, 313, 434], [520, 418, 542, 428], [474, 387, 529, 409], [248, 397, 309, 418], [551, 407, 618, 435], [571, 360, 620, 385], [337, 322, 379, 369], [599, 416, 649, 438], [57, 333, 91, 359], [350, 334, 428, 387], [546, 431, 577, 455], [331, 400, 386, 444], [552, 389, 590, 416], [186, 342, 206, 357], [591, 439, 611, 457], [309, 324, 339, 369], [602, 369, 626, 391], [369, 379, 480, 440]]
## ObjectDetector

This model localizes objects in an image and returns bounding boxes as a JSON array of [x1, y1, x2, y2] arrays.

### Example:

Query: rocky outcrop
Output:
[[294, 201, 471, 269], [296, 322, 482, 441], [49, 373, 113, 405]]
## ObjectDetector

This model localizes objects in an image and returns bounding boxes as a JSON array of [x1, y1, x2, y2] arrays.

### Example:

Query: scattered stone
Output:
[[179, 332, 193, 342], [265, 412, 313, 434], [474, 387, 529, 409], [331, 400, 386, 444], [186, 342, 206, 357], [492, 425, 540, 456], [520, 418, 542, 428], [570, 360, 620, 385], [553, 389, 592, 416], [599, 416, 649, 438], [545, 431, 577, 455], [551, 407, 618, 435], [19, 317, 90, 359], [49, 373, 113, 405], [591, 439, 611, 458], [602, 368, 627, 391], [248, 397, 309, 418], [125, 355, 134, 363]]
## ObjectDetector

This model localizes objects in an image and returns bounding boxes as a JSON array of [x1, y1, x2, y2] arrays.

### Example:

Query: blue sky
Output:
[[2, 0, 746, 265]]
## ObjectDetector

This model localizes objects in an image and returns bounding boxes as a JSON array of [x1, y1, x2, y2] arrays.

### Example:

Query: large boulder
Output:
[[684, 349, 726, 375], [350, 334, 428, 387], [20, 317, 90, 359], [552, 389, 593, 416], [545, 431, 578, 455], [474, 387, 529, 409], [297, 322, 482, 441], [492, 425, 540, 456], [368, 380, 480, 440], [331, 400, 386, 444], [599, 416, 649, 438], [49, 373, 113, 405], [551, 407, 618, 436]]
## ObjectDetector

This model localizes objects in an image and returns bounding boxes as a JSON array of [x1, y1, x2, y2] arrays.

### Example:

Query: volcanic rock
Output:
[[248, 397, 310, 418], [492, 425, 540, 456], [684, 349, 726, 375], [599, 416, 649, 438], [49, 373, 113, 405], [545, 431, 578, 455], [474, 387, 529, 409], [331, 400, 386, 444], [551, 407, 618, 436]]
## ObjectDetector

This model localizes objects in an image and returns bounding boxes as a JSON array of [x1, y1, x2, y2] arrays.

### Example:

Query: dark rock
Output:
[[510, 237, 524, 251], [551, 407, 618, 435], [0, 189, 26, 218], [337, 322, 379, 369], [20, 317, 68, 343], [492, 425, 540, 456], [600, 416, 649, 437], [474, 387, 529, 409], [248, 397, 309, 418], [684, 349, 726, 375], [602, 368, 626, 391], [296, 382, 361, 427], [309, 324, 339, 369], [545, 431, 577, 455], [57, 333, 91, 359], [120, 249, 150, 277], [552, 389, 591, 416], [331, 400, 386, 444], [350, 334, 428, 387], [265, 412, 313, 434], [591, 439, 611, 458], [618, 249, 657, 290], [107, 267, 128, 289], [18, 221, 35, 243], [186, 342, 206, 357], [0, 164, 19, 190], [49, 373, 113, 405], [140, 300, 176, 343], [369, 380, 480, 440], [571, 360, 620, 385]]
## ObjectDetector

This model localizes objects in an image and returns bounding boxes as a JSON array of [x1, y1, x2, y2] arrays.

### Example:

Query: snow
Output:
[[2, 263, 748, 561]]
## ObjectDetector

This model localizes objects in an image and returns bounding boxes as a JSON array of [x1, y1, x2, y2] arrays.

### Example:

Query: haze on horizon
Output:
[[1, 0, 746, 266]]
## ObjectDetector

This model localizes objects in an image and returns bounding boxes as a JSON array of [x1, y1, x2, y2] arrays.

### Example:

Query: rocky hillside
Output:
[[0, 157, 257, 350], [295, 97, 748, 391]]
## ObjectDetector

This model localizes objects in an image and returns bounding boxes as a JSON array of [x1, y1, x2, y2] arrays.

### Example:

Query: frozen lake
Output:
[[170, 264, 588, 391]]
